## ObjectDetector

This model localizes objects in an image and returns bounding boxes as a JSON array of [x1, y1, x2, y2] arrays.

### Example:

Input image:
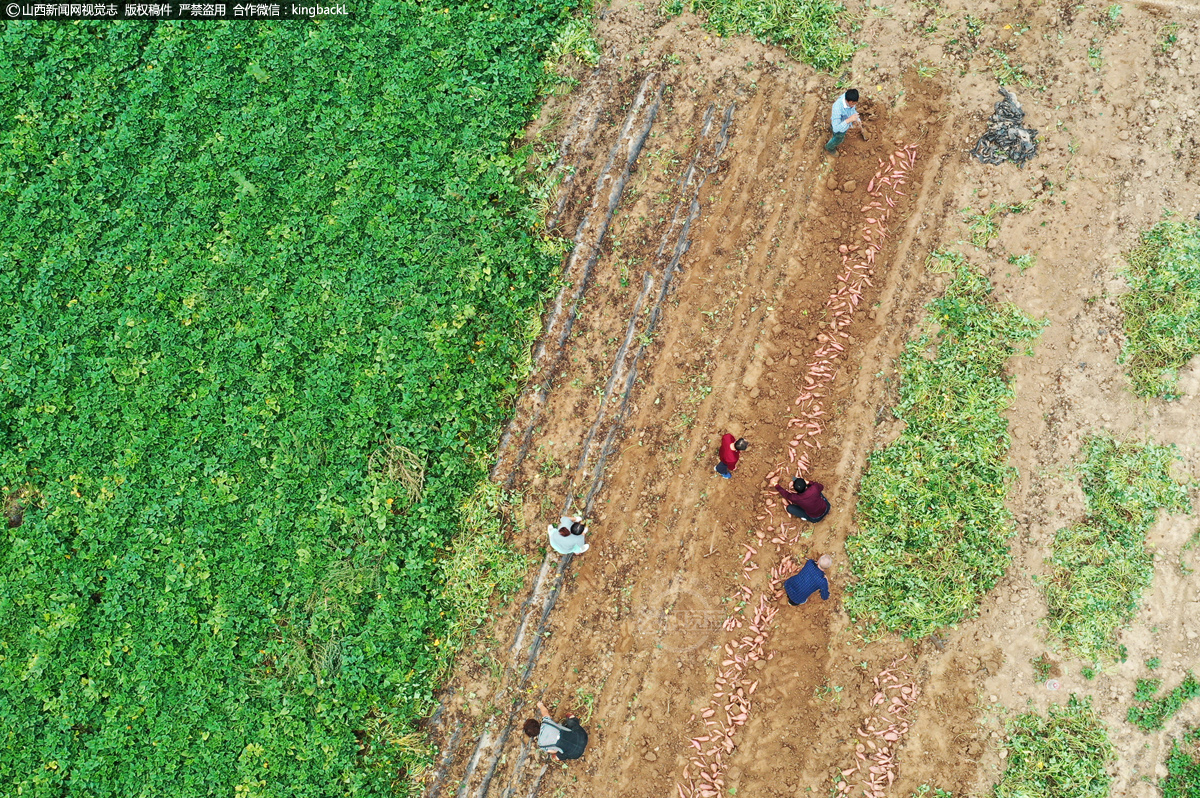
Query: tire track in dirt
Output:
[[427, 73, 666, 798], [490, 73, 663, 493]]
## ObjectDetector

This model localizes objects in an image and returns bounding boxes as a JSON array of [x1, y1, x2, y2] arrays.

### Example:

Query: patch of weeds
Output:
[[961, 205, 997, 246], [916, 2, 951, 37], [1185, 536, 1199, 576], [1032, 653, 1056, 683], [530, 161, 569, 227], [1095, 3, 1122, 34], [1134, 677, 1164, 704], [1162, 726, 1200, 798], [476, 644, 505, 684], [1007, 253, 1035, 273], [368, 438, 427, 511], [669, 373, 711, 435], [813, 681, 845, 704], [681, 0, 857, 71], [440, 482, 530, 669], [961, 203, 1024, 248], [541, 12, 600, 96], [574, 686, 600, 722], [914, 60, 941, 79], [1159, 22, 1181, 53], [845, 266, 1044, 639], [1128, 672, 1200, 732], [994, 694, 1114, 798], [1087, 42, 1104, 71], [1042, 436, 1191, 663], [1081, 665, 1097, 680], [1118, 219, 1200, 400], [912, 788, 953, 798], [944, 14, 982, 60], [926, 247, 966, 274], [964, 13, 983, 41], [643, 146, 681, 177], [990, 48, 1035, 89], [2, 483, 42, 529], [1148, 657, 1162, 670], [537, 445, 564, 478], [546, 12, 602, 70]]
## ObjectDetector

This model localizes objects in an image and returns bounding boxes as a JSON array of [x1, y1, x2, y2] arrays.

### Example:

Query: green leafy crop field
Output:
[[846, 266, 1043, 639], [666, 0, 855, 71], [1163, 726, 1200, 798], [994, 694, 1114, 798], [1042, 435, 1190, 664], [1120, 219, 1200, 400], [0, 4, 577, 795]]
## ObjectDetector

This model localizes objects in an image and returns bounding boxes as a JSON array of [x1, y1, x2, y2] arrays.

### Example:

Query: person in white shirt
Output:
[[547, 515, 589, 554], [826, 88, 861, 154]]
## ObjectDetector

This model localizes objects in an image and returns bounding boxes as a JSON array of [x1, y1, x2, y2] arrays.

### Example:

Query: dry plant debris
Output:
[[970, 87, 1039, 167]]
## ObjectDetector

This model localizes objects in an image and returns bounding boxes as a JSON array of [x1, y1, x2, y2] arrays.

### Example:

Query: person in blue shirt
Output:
[[784, 554, 833, 606], [825, 89, 861, 154]]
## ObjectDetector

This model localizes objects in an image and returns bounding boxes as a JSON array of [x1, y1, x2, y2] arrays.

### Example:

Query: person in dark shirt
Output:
[[524, 701, 589, 761], [784, 555, 833, 606], [715, 434, 748, 479], [775, 477, 830, 521]]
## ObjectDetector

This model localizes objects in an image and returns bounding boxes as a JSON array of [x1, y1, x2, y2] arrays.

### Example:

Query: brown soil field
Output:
[[423, 2, 1200, 797]]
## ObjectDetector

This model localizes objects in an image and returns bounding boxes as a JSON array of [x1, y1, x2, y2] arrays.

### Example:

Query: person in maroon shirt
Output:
[[775, 477, 830, 521], [714, 434, 748, 478]]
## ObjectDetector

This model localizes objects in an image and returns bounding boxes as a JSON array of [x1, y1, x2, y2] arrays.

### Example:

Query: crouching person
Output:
[[524, 701, 589, 762]]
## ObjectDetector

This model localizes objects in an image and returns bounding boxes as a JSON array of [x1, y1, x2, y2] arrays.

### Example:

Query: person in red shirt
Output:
[[715, 434, 748, 478], [775, 477, 830, 521]]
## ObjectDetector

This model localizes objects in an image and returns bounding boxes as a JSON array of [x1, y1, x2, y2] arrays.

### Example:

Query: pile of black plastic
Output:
[[970, 87, 1038, 167]]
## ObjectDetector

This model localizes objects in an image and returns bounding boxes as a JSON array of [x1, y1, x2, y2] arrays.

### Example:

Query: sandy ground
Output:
[[423, 2, 1200, 797]]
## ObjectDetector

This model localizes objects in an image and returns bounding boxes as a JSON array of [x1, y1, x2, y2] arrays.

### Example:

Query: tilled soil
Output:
[[425, 2, 1200, 797]]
